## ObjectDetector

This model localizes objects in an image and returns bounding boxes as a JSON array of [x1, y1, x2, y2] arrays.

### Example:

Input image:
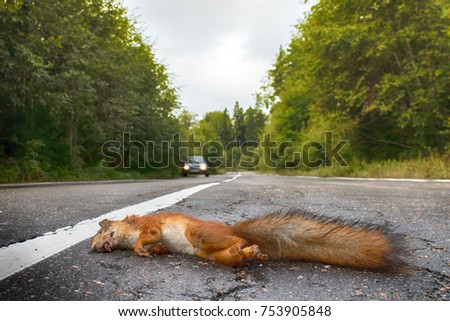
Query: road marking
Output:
[[223, 172, 241, 182], [0, 174, 240, 281], [297, 176, 450, 183]]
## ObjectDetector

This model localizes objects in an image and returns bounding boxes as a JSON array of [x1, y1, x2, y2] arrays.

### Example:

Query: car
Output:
[[182, 156, 209, 177]]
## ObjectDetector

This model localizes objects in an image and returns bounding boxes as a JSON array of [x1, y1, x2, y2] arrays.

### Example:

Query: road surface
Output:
[[0, 173, 448, 300]]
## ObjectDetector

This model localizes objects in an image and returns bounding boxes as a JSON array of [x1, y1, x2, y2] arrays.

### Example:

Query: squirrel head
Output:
[[91, 216, 138, 253]]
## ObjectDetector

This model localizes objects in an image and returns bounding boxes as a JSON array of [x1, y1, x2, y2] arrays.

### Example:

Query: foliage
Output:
[[261, 152, 450, 179], [3, 0, 448, 181], [266, 0, 450, 166], [189, 102, 266, 169], [0, 0, 179, 181]]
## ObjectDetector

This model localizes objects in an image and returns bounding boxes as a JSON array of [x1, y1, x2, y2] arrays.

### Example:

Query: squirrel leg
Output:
[[241, 244, 269, 262], [210, 244, 245, 266], [149, 243, 168, 255], [210, 241, 268, 266], [134, 230, 161, 258]]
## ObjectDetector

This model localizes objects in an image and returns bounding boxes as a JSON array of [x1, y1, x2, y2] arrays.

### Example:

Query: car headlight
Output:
[[199, 164, 207, 170], [183, 164, 190, 170]]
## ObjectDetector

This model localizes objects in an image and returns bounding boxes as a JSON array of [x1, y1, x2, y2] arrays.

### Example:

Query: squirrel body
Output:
[[91, 210, 409, 272]]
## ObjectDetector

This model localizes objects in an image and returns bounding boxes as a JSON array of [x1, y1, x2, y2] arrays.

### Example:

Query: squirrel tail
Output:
[[231, 209, 410, 273]]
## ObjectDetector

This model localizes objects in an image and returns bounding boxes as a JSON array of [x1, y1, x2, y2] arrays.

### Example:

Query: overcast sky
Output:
[[121, 0, 312, 117]]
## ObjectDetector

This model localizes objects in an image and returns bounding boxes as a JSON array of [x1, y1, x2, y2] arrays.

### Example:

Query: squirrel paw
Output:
[[249, 245, 269, 262], [134, 247, 150, 258], [149, 243, 168, 255]]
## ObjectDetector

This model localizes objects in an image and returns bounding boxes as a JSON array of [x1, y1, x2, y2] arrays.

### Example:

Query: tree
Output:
[[266, 0, 449, 161], [244, 106, 266, 142], [177, 108, 198, 136], [0, 0, 180, 180], [195, 110, 233, 146], [232, 101, 246, 146]]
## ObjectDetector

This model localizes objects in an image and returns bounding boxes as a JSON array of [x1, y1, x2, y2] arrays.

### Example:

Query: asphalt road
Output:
[[0, 173, 448, 301]]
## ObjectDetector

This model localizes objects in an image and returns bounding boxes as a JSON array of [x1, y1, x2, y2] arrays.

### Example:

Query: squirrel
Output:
[[91, 209, 410, 273]]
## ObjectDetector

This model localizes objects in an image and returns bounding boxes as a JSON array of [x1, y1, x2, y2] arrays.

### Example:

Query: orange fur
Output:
[[91, 210, 409, 272]]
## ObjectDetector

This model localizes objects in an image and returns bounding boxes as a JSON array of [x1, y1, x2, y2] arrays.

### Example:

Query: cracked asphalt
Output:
[[0, 173, 449, 300]]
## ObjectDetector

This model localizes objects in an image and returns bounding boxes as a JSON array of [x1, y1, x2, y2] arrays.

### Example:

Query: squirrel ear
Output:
[[125, 215, 137, 225], [99, 219, 111, 230]]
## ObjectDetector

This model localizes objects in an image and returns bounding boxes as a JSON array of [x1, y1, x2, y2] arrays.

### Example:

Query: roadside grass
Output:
[[0, 163, 227, 183], [257, 155, 450, 179], [1, 155, 448, 183], [0, 165, 178, 183]]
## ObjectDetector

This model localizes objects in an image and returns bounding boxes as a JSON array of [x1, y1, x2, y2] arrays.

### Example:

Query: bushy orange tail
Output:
[[232, 210, 410, 272]]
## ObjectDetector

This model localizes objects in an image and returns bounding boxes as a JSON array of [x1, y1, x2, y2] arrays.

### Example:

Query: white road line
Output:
[[297, 176, 450, 183], [223, 172, 242, 182], [0, 175, 239, 281]]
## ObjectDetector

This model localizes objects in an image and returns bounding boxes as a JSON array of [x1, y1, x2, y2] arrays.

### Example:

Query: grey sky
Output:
[[122, 0, 312, 117]]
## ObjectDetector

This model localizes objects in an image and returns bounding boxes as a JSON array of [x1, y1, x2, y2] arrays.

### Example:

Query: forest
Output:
[[1, 0, 181, 180], [1, 0, 449, 181], [264, 0, 449, 176]]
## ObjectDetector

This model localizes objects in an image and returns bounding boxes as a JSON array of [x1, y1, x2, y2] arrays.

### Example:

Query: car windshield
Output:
[[187, 156, 205, 164]]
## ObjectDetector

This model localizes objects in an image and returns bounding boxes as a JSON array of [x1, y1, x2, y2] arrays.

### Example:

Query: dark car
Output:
[[182, 156, 209, 177]]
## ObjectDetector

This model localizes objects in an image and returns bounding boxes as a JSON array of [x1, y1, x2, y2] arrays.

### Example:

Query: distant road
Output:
[[0, 173, 448, 300]]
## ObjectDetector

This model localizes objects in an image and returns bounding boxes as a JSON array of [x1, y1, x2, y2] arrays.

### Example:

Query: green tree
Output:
[[243, 106, 266, 142], [0, 0, 180, 180], [195, 109, 233, 146], [177, 107, 198, 136], [266, 0, 449, 162], [232, 101, 246, 146]]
